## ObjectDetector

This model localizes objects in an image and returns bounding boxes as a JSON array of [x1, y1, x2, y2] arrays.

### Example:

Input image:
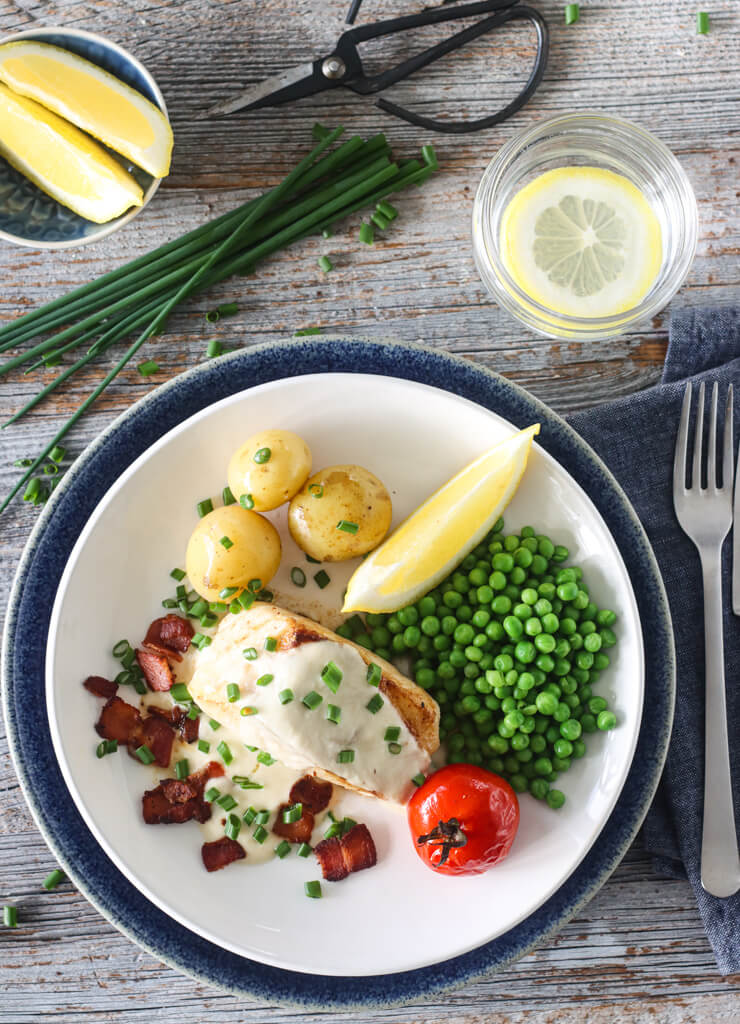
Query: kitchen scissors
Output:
[[204, 0, 549, 134]]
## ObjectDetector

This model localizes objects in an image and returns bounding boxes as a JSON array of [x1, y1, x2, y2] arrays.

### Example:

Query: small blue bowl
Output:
[[0, 26, 169, 249]]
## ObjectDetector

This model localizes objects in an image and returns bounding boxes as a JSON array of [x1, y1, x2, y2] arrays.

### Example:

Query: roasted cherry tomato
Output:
[[408, 764, 519, 875]]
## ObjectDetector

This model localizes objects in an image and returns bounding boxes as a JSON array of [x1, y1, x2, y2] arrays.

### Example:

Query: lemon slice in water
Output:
[[500, 167, 662, 318], [0, 84, 143, 223], [0, 41, 172, 178], [343, 424, 540, 613]]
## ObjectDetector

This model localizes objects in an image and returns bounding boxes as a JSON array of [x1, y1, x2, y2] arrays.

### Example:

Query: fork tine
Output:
[[692, 381, 706, 489], [707, 382, 719, 490], [723, 384, 734, 490], [674, 382, 692, 493]]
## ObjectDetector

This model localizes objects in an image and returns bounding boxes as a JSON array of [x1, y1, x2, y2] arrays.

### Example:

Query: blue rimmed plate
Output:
[[2, 337, 674, 1007]]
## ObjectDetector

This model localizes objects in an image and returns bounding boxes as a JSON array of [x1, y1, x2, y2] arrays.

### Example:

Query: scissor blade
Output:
[[202, 62, 317, 119]]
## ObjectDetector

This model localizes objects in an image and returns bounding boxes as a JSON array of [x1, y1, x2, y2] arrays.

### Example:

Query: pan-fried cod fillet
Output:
[[187, 604, 439, 804]]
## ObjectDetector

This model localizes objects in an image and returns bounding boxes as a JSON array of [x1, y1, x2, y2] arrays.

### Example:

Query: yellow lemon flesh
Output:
[[343, 424, 540, 614], [0, 41, 172, 178], [0, 84, 143, 223], [500, 167, 662, 318]]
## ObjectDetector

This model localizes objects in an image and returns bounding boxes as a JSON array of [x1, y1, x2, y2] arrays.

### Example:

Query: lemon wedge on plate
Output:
[[0, 84, 143, 223], [343, 424, 540, 613], [0, 41, 172, 178], [500, 167, 662, 318]]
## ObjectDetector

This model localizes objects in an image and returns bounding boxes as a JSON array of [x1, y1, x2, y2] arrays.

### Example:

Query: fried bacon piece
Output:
[[143, 761, 224, 826], [314, 824, 377, 882], [147, 704, 199, 743], [83, 675, 118, 700], [272, 803, 315, 844], [202, 836, 246, 872], [94, 696, 174, 767], [289, 775, 333, 814], [136, 648, 175, 692], [138, 715, 175, 767], [143, 614, 194, 662]]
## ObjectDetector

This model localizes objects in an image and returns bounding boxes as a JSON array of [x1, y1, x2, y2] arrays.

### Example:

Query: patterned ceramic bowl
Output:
[[0, 26, 169, 249]]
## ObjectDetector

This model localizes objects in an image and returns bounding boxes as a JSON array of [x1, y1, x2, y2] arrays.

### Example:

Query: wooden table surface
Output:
[[1, 1, 739, 1020]]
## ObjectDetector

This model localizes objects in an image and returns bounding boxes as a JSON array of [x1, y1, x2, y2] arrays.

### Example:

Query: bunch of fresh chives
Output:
[[0, 129, 438, 514]]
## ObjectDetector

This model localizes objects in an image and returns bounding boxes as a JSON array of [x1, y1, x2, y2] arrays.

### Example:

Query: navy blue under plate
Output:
[[2, 337, 675, 1008]]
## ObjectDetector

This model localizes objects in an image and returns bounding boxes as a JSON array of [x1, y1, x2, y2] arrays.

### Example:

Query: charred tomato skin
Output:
[[408, 764, 520, 875]]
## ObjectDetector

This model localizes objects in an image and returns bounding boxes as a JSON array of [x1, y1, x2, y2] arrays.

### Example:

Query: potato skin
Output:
[[288, 464, 392, 562], [227, 429, 311, 512], [185, 505, 281, 601]]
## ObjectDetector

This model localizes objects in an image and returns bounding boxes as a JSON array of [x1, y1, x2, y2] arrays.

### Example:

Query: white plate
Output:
[[47, 372, 644, 977]]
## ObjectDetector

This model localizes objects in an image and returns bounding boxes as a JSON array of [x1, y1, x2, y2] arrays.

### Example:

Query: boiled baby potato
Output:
[[227, 429, 311, 512], [288, 464, 392, 562], [186, 505, 281, 602]]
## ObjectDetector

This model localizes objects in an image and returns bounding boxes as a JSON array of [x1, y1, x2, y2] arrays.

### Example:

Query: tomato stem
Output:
[[416, 817, 467, 865]]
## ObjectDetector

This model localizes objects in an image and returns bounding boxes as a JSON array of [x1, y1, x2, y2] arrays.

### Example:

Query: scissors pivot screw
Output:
[[321, 56, 346, 80]]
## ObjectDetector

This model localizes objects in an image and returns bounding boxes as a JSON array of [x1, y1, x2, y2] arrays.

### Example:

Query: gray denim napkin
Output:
[[567, 306, 740, 975]]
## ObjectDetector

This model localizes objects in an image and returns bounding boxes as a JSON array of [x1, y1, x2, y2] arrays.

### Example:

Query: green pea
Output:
[[437, 660, 456, 680], [418, 637, 434, 656], [510, 566, 527, 585], [554, 638, 571, 659], [472, 609, 490, 628], [464, 645, 482, 663], [473, 632, 488, 649], [375, 646, 391, 661], [530, 778, 550, 800], [452, 573, 469, 593], [535, 691, 558, 715], [600, 627, 617, 648], [421, 616, 440, 637], [365, 611, 385, 627], [553, 702, 570, 722], [504, 584, 520, 601], [402, 626, 420, 647], [416, 668, 436, 689], [580, 620, 597, 636], [398, 605, 418, 626], [518, 587, 536, 606], [503, 616, 523, 640], [391, 634, 407, 653], [514, 547, 534, 568], [563, 693, 580, 710], [569, 634, 584, 652], [504, 710, 524, 730], [520, 716, 536, 734], [443, 590, 462, 609], [515, 747, 533, 763], [597, 608, 617, 627], [545, 725, 560, 744], [460, 695, 480, 714], [524, 617, 543, 637], [453, 623, 474, 645], [560, 718, 582, 741], [544, 682, 561, 697], [557, 581, 579, 601], [504, 669, 519, 687], [553, 658, 571, 678], [518, 671, 535, 691], [477, 585, 494, 604], [491, 595, 511, 615], [503, 535, 519, 552], [593, 652, 610, 671], [387, 615, 403, 634], [417, 596, 436, 617], [597, 710, 617, 731], [468, 567, 487, 587], [580, 713, 597, 733], [533, 633, 555, 654], [449, 648, 466, 668], [489, 570, 507, 591], [538, 582, 556, 600], [575, 650, 594, 670], [533, 756, 553, 776], [510, 732, 529, 751], [537, 536, 555, 559], [542, 614, 560, 635], [485, 695, 501, 711], [559, 617, 577, 636], [487, 756, 505, 774], [463, 663, 479, 679], [572, 739, 586, 758], [485, 620, 505, 642], [498, 721, 516, 739], [587, 696, 607, 714], [487, 734, 509, 754], [553, 738, 573, 759], [530, 734, 546, 753], [457, 605, 473, 621], [546, 788, 565, 809], [536, 654, 555, 673], [521, 536, 538, 553], [572, 590, 589, 610], [509, 773, 528, 793], [556, 568, 577, 584], [449, 733, 465, 752]]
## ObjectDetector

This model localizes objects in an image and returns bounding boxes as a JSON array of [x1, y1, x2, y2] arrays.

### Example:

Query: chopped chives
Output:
[[175, 758, 190, 780], [137, 359, 159, 377], [295, 327, 322, 336], [43, 463, 59, 476], [366, 694, 384, 714], [306, 553, 321, 563], [240, 705, 258, 716], [210, 600, 228, 612], [290, 566, 307, 587], [696, 10, 709, 33], [49, 444, 67, 463], [225, 813, 241, 840], [209, 719, 221, 730], [256, 674, 274, 686], [371, 211, 390, 231], [219, 535, 234, 549], [198, 739, 211, 754], [14, 457, 33, 467], [191, 632, 208, 648], [187, 703, 200, 720], [161, 598, 177, 609], [257, 588, 273, 602], [314, 570, 330, 589], [170, 567, 186, 581], [359, 221, 374, 245], [337, 749, 355, 764], [204, 786, 221, 802], [302, 690, 323, 710], [217, 741, 233, 765], [308, 484, 324, 498], [264, 636, 277, 652], [255, 809, 270, 825], [112, 639, 130, 658], [412, 773, 426, 787], [243, 647, 258, 660], [257, 751, 276, 766], [240, 492, 255, 509], [253, 447, 271, 464], [421, 144, 438, 169], [323, 821, 343, 839], [190, 598, 208, 617], [318, 255, 334, 272], [304, 880, 322, 899], [222, 485, 236, 505], [176, 584, 187, 599], [197, 498, 213, 517], [132, 678, 147, 695], [322, 227, 333, 238], [3, 906, 17, 927], [248, 578, 263, 593], [218, 302, 239, 317], [220, 586, 239, 600], [217, 793, 238, 811], [320, 660, 343, 693], [366, 663, 382, 687], [297, 842, 312, 858], [232, 775, 264, 790], [326, 703, 342, 724], [171, 683, 192, 705], [42, 869, 65, 891], [275, 840, 292, 858], [384, 726, 400, 742], [278, 688, 294, 704], [206, 338, 223, 356], [282, 803, 303, 823], [564, 3, 579, 24], [243, 807, 257, 825], [200, 613, 218, 628], [135, 744, 155, 765], [226, 683, 240, 702], [253, 825, 268, 844], [114, 670, 132, 686], [336, 519, 358, 534], [96, 740, 108, 758], [344, 614, 364, 635], [312, 121, 330, 140], [238, 589, 256, 610], [377, 200, 398, 221], [388, 742, 402, 755]]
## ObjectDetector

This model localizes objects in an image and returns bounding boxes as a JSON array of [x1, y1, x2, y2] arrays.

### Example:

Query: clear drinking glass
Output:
[[472, 112, 698, 341]]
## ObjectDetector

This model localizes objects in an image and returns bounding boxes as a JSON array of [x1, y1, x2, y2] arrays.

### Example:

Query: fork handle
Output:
[[699, 548, 740, 897]]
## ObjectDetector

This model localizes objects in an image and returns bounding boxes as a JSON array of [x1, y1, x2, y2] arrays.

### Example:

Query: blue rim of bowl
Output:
[[0, 26, 168, 250], [2, 337, 675, 1008]]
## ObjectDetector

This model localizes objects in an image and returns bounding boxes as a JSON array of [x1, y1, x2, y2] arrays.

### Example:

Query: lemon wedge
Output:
[[0, 41, 172, 178], [0, 84, 143, 223], [500, 167, 662, 318], [343, 424, 540, 613]]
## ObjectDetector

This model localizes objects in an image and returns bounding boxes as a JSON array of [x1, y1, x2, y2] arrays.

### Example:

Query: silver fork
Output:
[[673, 381, 739, 898]]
